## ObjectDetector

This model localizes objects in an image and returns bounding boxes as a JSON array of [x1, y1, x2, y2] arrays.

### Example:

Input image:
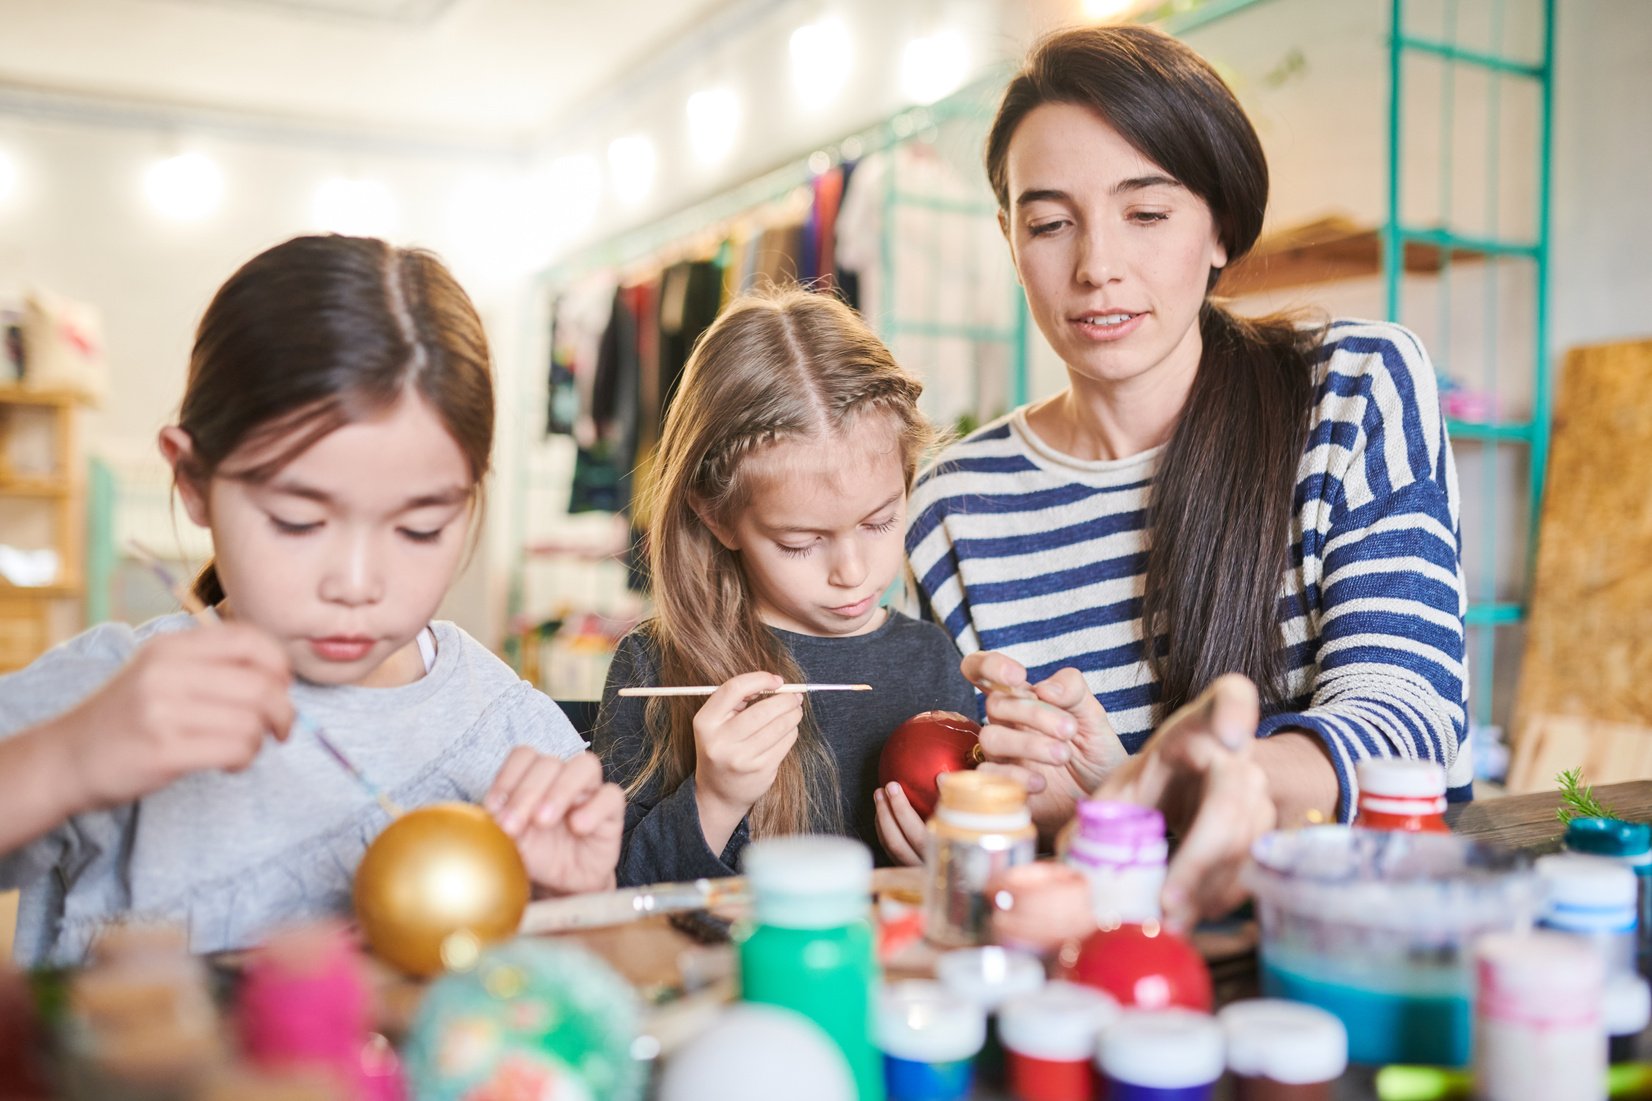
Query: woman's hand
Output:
[[691, 672, 803, 851], [1093, 673, 1274, 933], [873, 780, 929, 866], [54, 623, 295, 812], [486, 748, 624, 894], [962, 651, 1129, 837]]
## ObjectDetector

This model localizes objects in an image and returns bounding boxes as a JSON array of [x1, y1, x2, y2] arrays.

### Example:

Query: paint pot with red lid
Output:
[[1354, 759, 1448, 833]]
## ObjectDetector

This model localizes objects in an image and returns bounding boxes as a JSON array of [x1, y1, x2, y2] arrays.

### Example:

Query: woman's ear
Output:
[[998, 210, 1023, 285], [158, 426, 210, 527]]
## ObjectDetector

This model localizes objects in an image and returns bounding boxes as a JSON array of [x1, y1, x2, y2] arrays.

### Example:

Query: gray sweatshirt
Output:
[[0, 614, 583, 966]]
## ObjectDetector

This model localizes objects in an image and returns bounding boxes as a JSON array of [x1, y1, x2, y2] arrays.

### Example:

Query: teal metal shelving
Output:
[[1383, 0, 1556, 730]]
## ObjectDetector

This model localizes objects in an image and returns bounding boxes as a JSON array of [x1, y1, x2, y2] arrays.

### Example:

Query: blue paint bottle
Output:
[[1097, 1009, 1223, 1101], [877, 981, 985, 1101]]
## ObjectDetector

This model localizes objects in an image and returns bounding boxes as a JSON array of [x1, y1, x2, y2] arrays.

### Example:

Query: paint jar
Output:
[[1353, 758, 1449, 833], [1065, 800, 1167, 923], [1605, 972, 1651, 1066], [924, 772, 1037, 948], [877, 981, 985, 1101], [987, 861, 1096, 960], [1218, 999, 1347, 1101], [935, 946, 1045, 1089], [1565, 817, 1652, 962], [1097, 1009, 1223, 1101], [1246, 826, 1539, 1067], [997, 981, 1118, 1101], [1536, 852, 1638, 975], [239, 922, 380, 1098], [739, 836, 883, 1101], [1474, 931, 1606, 1101]]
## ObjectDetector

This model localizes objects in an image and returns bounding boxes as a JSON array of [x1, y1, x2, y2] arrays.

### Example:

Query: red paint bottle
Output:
[[1354, 759, 1449, 833]]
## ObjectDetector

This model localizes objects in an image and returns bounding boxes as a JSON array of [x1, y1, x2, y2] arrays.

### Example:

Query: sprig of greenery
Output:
[[1556, 766, 1621, 825]]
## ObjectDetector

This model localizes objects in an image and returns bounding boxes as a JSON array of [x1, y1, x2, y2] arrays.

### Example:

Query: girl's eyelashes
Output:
[[269, 515, 322, 536], [398, 526, 447, 544], [867, 517, 900, 534], [778, 542, 815, 559]]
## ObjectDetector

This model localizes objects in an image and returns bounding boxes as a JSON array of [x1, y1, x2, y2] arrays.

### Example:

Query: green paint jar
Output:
[[737, 836, 884, 1101]]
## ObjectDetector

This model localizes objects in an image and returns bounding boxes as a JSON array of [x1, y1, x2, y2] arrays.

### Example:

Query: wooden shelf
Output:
[[0, 475, 71, 496], [0, 385, 84, 408], [0, 578, 81, 599], [1219, 215, 1489, 297]]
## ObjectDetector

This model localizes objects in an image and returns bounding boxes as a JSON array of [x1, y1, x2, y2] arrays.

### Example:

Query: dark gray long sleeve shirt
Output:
[[593, 611, 976, 886]]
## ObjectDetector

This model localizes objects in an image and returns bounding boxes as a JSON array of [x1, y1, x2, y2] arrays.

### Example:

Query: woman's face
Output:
[[1001, 102, 1227, 392]]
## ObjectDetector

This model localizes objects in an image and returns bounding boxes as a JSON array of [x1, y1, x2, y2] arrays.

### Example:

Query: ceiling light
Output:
[[900, 29, 970, 107], [143, 152, 224, 221], [790, 16, 853, 105], [686, 87, 742, 167]]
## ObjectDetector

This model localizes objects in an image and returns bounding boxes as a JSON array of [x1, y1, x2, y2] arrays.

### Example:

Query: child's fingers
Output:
[[181, 704, 272, 772], [890, 779, 929, 833], [530, 752, 606, 829], [724, 692, 803, 743], [702, 672, 785, 721], [747, 720, 800, 772], [492, 755, 565, 836], [737, 699, 803, 754], [484, 746, 541, 814], [874, 788, 924, 866], [189, 665, 297, 742], [171, 622, 292, 680], [568, 781, 625, 836]]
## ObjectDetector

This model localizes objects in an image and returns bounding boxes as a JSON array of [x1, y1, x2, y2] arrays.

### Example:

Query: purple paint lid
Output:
[[1076, 801, 1164, 843]]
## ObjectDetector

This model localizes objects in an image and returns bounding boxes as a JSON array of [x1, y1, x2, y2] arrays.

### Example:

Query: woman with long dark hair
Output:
[[897, 25, 1468, 928]]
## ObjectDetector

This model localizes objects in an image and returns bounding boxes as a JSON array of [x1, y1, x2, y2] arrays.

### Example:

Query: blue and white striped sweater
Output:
[[904, 319, 1470, 821]]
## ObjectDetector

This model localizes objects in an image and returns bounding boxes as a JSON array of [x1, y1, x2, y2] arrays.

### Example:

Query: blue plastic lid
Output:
[[1565, 818, 1652, 862]]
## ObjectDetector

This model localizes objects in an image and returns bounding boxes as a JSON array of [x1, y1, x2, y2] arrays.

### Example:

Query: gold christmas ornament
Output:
[[353, 803, 530, 977]]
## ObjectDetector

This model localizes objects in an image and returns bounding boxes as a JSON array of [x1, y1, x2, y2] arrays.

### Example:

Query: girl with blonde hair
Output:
[[593, 288, 974, 883]]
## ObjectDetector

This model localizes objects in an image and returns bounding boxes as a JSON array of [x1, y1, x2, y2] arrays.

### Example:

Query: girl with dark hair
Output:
[[903, 25, 1468, 928], [0, 235, 623, 965]]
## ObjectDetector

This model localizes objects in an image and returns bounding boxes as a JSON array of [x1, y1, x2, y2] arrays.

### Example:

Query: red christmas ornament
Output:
[[877, 710, 982, 819], [1064, 923, 1213, 1012]]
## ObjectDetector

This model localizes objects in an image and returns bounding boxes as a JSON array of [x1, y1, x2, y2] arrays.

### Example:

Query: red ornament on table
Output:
[[1064, 923, 1213, 1013], [877, 710, 983, 819]]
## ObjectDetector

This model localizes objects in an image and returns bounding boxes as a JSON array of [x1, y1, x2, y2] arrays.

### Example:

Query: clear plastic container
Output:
[[1246, 826, 1540, 1067]]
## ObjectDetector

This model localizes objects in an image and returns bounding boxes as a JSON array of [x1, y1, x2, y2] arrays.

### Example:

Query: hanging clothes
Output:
[[834, 142, 1019, 428], [546, 277, 616, 439], [813, 166, 846, 291]]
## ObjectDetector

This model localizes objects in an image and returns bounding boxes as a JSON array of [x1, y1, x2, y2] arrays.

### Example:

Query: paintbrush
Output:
[[619, 683, 872, 698], [128, 541, 402, 818], [518, 877, 751, 934]]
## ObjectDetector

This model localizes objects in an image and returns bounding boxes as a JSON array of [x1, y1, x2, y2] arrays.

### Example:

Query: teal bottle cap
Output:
[[1565, 817, 1652, 861]]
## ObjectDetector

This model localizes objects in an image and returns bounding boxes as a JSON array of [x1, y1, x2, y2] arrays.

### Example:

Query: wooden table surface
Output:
[[1447, 779, 1652, 852]]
